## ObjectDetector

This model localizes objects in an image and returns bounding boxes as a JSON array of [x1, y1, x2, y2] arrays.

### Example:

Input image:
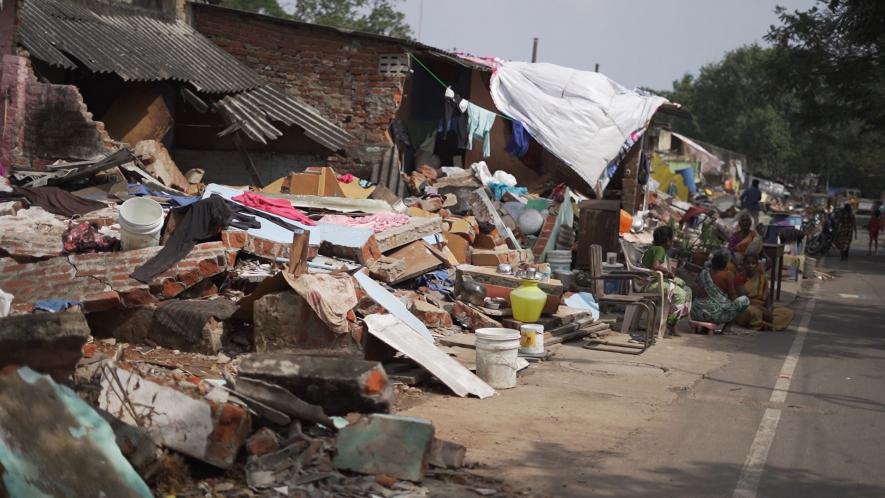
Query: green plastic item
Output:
[[510, 279, 547, 322], [526, 198, 551, 212]]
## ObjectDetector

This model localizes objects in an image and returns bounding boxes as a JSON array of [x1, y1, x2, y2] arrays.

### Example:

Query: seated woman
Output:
[[641, 226, 692, 336], [735, 253, 795, 331], [727, 213, 762, 273], [691, 251, 750, 325]]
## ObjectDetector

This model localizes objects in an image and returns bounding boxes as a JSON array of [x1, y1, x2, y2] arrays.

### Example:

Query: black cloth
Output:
[[131, 195, 235, 283], [0, 186, 107, 217], [443, 93, 469, 149]]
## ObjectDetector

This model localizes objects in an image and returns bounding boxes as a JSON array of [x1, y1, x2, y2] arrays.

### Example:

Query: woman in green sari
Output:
[[691, 251, 750, 324], [641, 226, 692, 336]]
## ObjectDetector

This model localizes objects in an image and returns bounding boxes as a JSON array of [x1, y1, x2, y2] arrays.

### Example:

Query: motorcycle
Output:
[[805, 211, 835, 256]]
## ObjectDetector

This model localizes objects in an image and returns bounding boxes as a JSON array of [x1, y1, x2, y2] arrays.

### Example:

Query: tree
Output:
[[216, 0, 413, 39]]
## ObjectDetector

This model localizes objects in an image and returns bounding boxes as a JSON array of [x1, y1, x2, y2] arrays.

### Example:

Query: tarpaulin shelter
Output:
[[490, 61, 668, 194]]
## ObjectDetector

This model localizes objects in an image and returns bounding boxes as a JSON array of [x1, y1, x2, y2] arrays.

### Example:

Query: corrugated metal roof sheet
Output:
[[19, 0, 263, 93], [216, 86, 354, 151]]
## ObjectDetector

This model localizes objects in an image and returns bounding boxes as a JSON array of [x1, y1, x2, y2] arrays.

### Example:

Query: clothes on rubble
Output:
[[231, 191, 315, 226], [505, 120, 530, 157], [318, 213, 411, 233], [285, 272, 357, 334], [33, 299, 80, 312], [128, 184, 199, 207], [131, 195, 237, 283], [337, 174, 355, 184], [416, 269, 454, 296], [63, 221, 120, 253], [155, 299, 238, 343], [680, 206, 707, 226], [691, 256, 750, 325], [734, 253, 794, 331], [489, 183, 528, 201], [466, 101, 495, 158], [0, 186, 107, 217]]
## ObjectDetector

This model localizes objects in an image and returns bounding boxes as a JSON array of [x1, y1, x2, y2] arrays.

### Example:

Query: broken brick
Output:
[[412, 299, 453, 329], [246, 427, 281, 457], [452, 301, 502, 330]]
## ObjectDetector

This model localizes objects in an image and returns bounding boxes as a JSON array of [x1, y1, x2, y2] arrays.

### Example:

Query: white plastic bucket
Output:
[[519, 324, 545, 355], [475, 328, 521, 389], [119, 197, 165, 251]]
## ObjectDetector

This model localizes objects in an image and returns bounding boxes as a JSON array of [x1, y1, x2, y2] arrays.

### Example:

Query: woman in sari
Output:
[[691, 251, 750, 324], [735, 253, 794, 331], [727, 213, 761, 273], [641, 226, 692, 336]]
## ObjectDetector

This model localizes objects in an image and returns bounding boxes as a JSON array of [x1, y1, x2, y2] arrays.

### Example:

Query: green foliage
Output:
[[217, 0, 412, 38], [656, 1, 885, 196]]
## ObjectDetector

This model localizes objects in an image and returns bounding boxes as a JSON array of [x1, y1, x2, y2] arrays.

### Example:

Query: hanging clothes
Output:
[[231, 191, 315, 226], [505, 120, 530, 157], [401, 121, 438, 156], [466, 101, 496, 158], [443, 93, 469, 149]]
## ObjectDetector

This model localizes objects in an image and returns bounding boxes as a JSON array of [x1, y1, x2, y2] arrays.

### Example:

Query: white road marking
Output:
[[733, 284, 818, 498], [838, 293, 860, 299]]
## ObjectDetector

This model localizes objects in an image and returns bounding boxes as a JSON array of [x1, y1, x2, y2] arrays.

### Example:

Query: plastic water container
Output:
[[519, 324, 545, 355], [119, 197, 165, 251], [475, 328, 521, 389]]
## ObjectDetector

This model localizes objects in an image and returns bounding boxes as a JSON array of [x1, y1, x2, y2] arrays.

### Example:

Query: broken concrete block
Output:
[[253, 291, 362, 357], [97, 407, 160, 476], [429, 438, 466, 469], [0, 311, 90, 379], [246, 427, 282, 457], [412, 299, 454, 329], [469, 248, 534, 267], [368, 255, 407, 283], [98, 366, 251, 469], [333, 414, 434, 481], [375, 216, 444, 252], [238, 353, 394, 416], [452, 301, 502, 330], [0, 367, 152, 497]]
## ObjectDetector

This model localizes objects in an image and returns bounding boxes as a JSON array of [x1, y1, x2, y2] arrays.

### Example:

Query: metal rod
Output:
[[531, 37, 539, 62], [594, 63, 600, 72]]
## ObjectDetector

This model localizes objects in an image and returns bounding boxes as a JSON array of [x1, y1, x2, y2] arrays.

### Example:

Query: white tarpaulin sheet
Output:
[[490, 62, 668, 193]]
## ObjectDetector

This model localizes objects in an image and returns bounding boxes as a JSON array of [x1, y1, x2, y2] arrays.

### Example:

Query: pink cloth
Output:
[[337, 173, 355, 184], [231, 191, 316, 226], [319, 213, 411, 233]]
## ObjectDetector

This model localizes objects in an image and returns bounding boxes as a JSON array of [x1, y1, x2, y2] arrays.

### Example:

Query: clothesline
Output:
[[406, 51, 514, 122]]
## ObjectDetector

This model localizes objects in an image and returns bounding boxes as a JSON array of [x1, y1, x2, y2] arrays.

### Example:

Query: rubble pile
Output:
[[0, 145, 607, 497]]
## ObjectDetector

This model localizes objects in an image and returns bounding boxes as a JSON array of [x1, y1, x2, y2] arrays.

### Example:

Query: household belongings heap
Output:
[[0, 140, 624, 496]]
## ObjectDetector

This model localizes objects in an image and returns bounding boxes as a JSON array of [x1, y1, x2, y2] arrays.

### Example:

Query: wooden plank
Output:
[[438, 333, 478, 349], [364, 314, 495, 399], [376, 217, 444, 252], [577, 201, 620, 269], [456, 264, 563, 296], [388, 241, 446, 285]]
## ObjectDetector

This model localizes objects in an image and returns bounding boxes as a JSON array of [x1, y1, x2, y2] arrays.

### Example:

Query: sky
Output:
[[397, 0, 818, 90]]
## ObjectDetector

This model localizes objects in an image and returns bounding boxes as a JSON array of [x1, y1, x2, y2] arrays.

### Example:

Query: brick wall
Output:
[[0, 55, 114, 170], [192, 5, 406, 177]]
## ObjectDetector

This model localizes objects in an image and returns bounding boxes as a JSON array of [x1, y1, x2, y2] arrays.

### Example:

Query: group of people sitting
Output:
[[641, 213, 794, 336]]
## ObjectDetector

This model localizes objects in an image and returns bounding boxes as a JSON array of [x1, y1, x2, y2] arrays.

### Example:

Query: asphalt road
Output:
[[587, 230, 885, 498]]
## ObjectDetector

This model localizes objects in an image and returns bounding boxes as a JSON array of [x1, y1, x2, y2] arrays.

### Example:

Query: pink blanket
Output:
[[232, 191, 315, 226], [319, 213, 411, 233]]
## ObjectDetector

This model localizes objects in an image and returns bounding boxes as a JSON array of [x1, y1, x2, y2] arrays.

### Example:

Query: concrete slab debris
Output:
[[333, 413, 435, 482], [0, 367, 152, 498], [238, 353, 394, 416], [0, 311, 90, 379]]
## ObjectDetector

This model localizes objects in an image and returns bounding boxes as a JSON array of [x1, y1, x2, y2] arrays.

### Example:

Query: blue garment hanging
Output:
[[505, 120, 530, 157]]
